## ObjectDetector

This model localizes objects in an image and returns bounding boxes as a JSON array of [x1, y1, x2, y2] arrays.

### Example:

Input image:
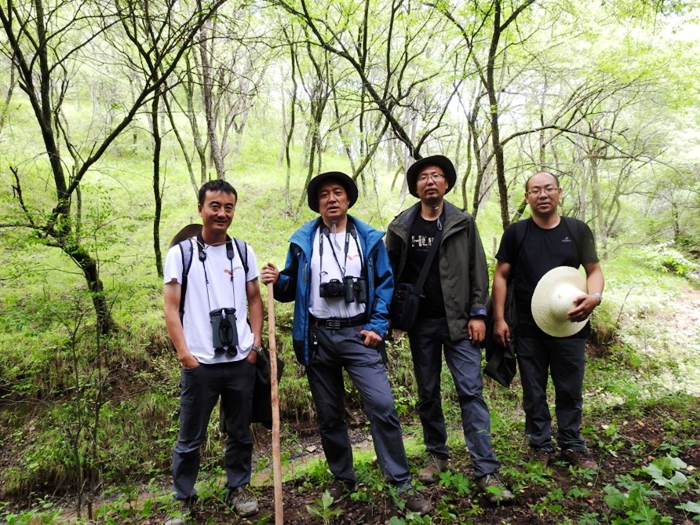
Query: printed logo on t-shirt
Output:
[[411, 235, 434, 249], [562, 236, 572, 243], [224, 265, 245, 276]]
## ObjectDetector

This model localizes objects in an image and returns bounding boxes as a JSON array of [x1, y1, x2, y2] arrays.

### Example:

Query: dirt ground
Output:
[[96, 396, 697, 525]]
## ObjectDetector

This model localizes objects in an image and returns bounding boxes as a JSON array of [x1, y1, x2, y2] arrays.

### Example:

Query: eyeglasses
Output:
[[527, 186, 559, 196], [417, 172, 445, 183]]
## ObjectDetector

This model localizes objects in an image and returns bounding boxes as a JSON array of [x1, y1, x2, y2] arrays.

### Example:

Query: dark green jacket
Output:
[[386, 200, 489, 342]]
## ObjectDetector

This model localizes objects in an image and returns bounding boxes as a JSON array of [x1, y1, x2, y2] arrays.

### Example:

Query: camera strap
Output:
[[319, 221, 362, 281], [196, 233, 236, 314]]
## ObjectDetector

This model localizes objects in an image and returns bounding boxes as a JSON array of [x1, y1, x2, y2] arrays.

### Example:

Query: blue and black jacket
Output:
[[273, 215, 394, 365]]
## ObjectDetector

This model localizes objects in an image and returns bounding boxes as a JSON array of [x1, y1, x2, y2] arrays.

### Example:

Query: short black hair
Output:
[[198, 179, 238, 205], [525, 172, 560, 192]]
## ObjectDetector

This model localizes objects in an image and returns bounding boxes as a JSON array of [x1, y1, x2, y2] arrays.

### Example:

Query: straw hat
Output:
[[531, 266, 589, 337]]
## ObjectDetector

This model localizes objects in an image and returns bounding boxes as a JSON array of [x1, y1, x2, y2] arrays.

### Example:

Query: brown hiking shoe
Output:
[[417, 456, 449, 484], [227, 485, 259, 518], [402, 491, 433, 515], [530, 447, 555, 468], [328, 478, 356, 499], [561, 449, 598, 470], [476, 474, 514, 504]]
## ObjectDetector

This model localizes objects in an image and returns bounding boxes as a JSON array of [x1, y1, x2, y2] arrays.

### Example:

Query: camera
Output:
[[210, 307, 238, 354], [319, 278, 345, 298], [319, 276, 367, 304]]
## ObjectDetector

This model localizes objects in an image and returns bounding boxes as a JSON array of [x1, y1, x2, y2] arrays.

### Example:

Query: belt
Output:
[[311, 314, 366, 330]]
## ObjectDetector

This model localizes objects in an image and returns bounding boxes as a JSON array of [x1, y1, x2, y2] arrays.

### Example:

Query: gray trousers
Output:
[[172, 360, 256, 501], [516, 336, 586, 451], [307, 325, 411, 486], [408, 317, 500, 478]]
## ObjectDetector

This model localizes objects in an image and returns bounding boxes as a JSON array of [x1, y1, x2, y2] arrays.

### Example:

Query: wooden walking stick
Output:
[[266, 287, 284, 523]]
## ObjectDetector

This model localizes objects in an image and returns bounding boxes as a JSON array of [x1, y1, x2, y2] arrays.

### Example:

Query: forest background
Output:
[[0, 0, 699, 523]]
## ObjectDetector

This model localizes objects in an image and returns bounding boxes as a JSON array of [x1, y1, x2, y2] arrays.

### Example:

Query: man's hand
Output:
[[261, 263, 279, 285], [179, 352, 199, 370], [468, 318, 486, 345], [567, 294, 599, 323], [493, 318, 511, 347], [360, 329, 382, 348], [246, 350, 258, 364]]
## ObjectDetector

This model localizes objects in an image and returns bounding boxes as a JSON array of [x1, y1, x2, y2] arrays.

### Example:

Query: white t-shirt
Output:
[[309, 227, 366, 319], [164, 237, 260, 364]]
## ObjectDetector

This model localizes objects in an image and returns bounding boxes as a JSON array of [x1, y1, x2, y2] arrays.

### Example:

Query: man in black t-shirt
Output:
[[492, 172, 605, 469], [387, 156, 513, 504]]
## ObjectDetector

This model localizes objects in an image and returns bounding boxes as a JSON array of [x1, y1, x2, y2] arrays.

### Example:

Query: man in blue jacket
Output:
[[261, 171, 431, 515]]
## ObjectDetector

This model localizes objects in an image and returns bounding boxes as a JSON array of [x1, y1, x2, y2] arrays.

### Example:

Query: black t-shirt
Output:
[[495, 218, 599, 338], [400, 215, 446, 319]]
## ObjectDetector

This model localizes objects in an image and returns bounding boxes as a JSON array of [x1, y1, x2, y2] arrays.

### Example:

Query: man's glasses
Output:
[[528, 186, 559, 196], [417, 172, 445, 183]]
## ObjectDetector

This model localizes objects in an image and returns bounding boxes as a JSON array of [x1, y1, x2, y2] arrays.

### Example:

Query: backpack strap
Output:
[[178, 239, 194, 322], [508, 218, 529, 279], [233, 238, 249, 275]]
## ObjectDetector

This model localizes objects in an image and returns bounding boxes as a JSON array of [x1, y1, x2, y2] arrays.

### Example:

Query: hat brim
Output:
[[406, 155, 457, 198], [307, 171, 358, 213], [169, 223, 202, 248], [531, 266, 589, 337]]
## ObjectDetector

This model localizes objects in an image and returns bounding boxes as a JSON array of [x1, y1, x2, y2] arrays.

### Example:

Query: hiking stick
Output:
[[266, 288, 284, 523]]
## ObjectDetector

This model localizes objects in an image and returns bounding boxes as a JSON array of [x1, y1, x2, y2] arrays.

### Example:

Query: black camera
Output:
[[319, 276, 367, 304], [319, 278, 345, 298], [210, 307, 238, 354]]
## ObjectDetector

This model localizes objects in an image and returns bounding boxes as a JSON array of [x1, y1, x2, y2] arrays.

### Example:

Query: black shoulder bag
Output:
[[391, 224, 443, 332]]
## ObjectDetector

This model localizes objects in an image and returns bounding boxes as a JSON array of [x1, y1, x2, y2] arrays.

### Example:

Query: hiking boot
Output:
[[476, 473, 514, 504], [328, 478, 356, 499], [530, 447, 555, 468], [164, 496, 197, 525], [417, 456, 449, 484], [227, 485, 259, 518], [561, 449, 598, 470], [400, 490, 433, 516]]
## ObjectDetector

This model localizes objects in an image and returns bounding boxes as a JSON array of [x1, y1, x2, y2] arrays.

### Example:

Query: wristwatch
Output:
[[251, 345, 264, 357], [592, 293, 603, 305]]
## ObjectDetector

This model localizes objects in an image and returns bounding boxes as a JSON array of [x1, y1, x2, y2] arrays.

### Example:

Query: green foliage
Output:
[[437, 470, 472, 496], [602, 450, 700, 525], [603, 477, 672, 524], [306, 491, 344, 524], [639, 456, 689, 489], [630, 243, 699, 277]]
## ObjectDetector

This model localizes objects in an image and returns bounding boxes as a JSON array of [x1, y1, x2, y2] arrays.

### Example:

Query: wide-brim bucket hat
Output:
[[406, 155, 457, 198], [531, 266, 590, 337], [307, 171, 358, 213]]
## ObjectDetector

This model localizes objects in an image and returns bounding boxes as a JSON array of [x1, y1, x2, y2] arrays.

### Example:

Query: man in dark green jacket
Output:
[[386, 155, 512, 504]]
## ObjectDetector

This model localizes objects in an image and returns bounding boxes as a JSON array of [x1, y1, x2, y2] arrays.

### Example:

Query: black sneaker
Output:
[[327, 478, 356, 499]]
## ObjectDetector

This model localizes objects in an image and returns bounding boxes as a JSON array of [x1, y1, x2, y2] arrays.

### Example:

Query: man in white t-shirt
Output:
[[163, 180, 263, 522]]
